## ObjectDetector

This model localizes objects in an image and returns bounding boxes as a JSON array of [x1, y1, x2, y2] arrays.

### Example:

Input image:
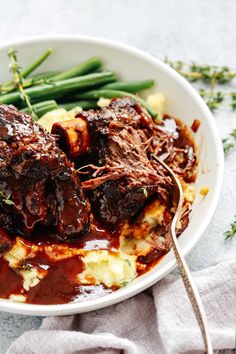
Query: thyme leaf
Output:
[[164, 57, 236, 111], [138, 187, 148, 198], [124, 259, 131, 267], [120, 281, 129, 287], [164, 57, 236, 84], [222, 129, 236, 154], [0, 191, 14, 206], [224, 217, 236, 240], [8, 47, 38, 120]]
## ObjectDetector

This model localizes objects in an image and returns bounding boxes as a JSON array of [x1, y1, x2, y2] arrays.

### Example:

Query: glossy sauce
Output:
[[27, 255, 84, 305], [0, 222, 120, 304], [0, 258, 22, 298], [31, 221, 120, 250]]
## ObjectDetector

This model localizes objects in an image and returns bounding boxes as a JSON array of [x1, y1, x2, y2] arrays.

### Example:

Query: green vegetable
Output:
[[0, 191, 14, 206], [0, 72, 116, 105], [21, 48, 53, 79], [72, 89, 157, 118], [21, 100, 58, 118], [22, 48, 52, 78], [224, 217, 236, 240], [124, 259, 132, 267], [51, 57, 103, 81], [164, 57, 236, 84], [31, 71, 60, 80], [138, 187, 148, 197], [59, 100, 98, 111], [1, 48, 52, 91], [102, 80, 154, 93], [165, 57, 236, 111], [120, 281, 129, 287], [2, 71, 60, 94], [222, 129, 236, 155], [8, 47, 37, 120]]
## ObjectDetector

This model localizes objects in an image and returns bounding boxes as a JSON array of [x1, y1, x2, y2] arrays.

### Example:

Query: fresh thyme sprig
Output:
[[0, 191, 14, 206], [164, 58, 236, 84], [224, 217, 236, 240], [164, 57, 236, 111], [8, 47, 38, 120], [222, 129, 236, 154]]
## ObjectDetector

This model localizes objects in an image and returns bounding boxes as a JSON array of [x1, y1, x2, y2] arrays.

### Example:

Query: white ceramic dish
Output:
[[0, 35, 224, 316]]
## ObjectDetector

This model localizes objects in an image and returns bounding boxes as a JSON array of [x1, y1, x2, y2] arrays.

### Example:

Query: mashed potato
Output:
[[77, 250, 137, 288], [181, 180, 195, 203], [37, 107, 83, 132], [120, 198, 167, 257], [97, 97, 111, 108], [120, 235, 153, 257], [4, 238, 37, 268], [143, 199, 166, 226], [147, 92, 166, 122], [9, 294, 26, 303]]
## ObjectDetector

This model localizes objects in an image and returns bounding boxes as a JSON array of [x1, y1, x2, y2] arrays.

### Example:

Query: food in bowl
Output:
[[0, 48, 197, 305]]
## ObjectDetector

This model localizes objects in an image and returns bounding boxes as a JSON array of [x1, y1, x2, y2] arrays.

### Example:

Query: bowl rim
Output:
[[0, 34, 224, 316]]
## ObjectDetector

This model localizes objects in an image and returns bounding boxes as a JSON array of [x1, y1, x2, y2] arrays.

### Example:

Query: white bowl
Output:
[[0, 35, 224, 316]]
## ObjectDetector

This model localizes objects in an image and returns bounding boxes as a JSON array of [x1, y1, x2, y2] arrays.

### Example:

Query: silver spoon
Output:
[[153, 155, 213, 354]]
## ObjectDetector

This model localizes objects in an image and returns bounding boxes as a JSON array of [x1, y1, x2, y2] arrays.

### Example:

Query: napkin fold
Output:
[[7, 259, 236, 354]]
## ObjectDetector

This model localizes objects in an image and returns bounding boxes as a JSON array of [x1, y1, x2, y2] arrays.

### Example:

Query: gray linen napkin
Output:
[[7, 259, 236, 354]]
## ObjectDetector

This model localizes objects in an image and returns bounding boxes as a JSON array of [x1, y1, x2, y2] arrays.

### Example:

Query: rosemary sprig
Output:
[[8, 47, 38, 120], [224, 217, 236, 240], [0, 191, 14, 206]]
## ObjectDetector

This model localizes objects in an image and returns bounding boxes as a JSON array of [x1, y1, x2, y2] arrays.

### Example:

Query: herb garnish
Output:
[[224, 217, 236, 240], [138, 187, 148, 198], [222, 129, 236, 154], [124, 259, 131, 267], [164, 58, 236, 84], [0, 191, 14, 206], [8, 47, 37, 120], [20, 260, 33, 271], [164, 57, 236, 111], [120, 281, 129, 287]]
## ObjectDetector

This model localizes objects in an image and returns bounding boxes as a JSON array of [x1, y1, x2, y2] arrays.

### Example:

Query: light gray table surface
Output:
[[0, 0, 236, 352]]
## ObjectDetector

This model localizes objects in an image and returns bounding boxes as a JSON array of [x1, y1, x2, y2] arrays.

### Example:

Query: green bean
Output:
[[0, 72, 116, 105], [22, 48, 53, 78], [102, 80, 154, 93], [21, 100, 58, 118], [1, 71, 60, 94], [72, 89, 157, 118], [51, 57, 103, 81], [59, 100, 98, 111], [30, 71, 60, 81], [1, 48, 52, 90]]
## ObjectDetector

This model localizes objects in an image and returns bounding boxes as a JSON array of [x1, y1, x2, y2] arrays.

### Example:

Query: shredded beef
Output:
[[76, 98, 175, 226]]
